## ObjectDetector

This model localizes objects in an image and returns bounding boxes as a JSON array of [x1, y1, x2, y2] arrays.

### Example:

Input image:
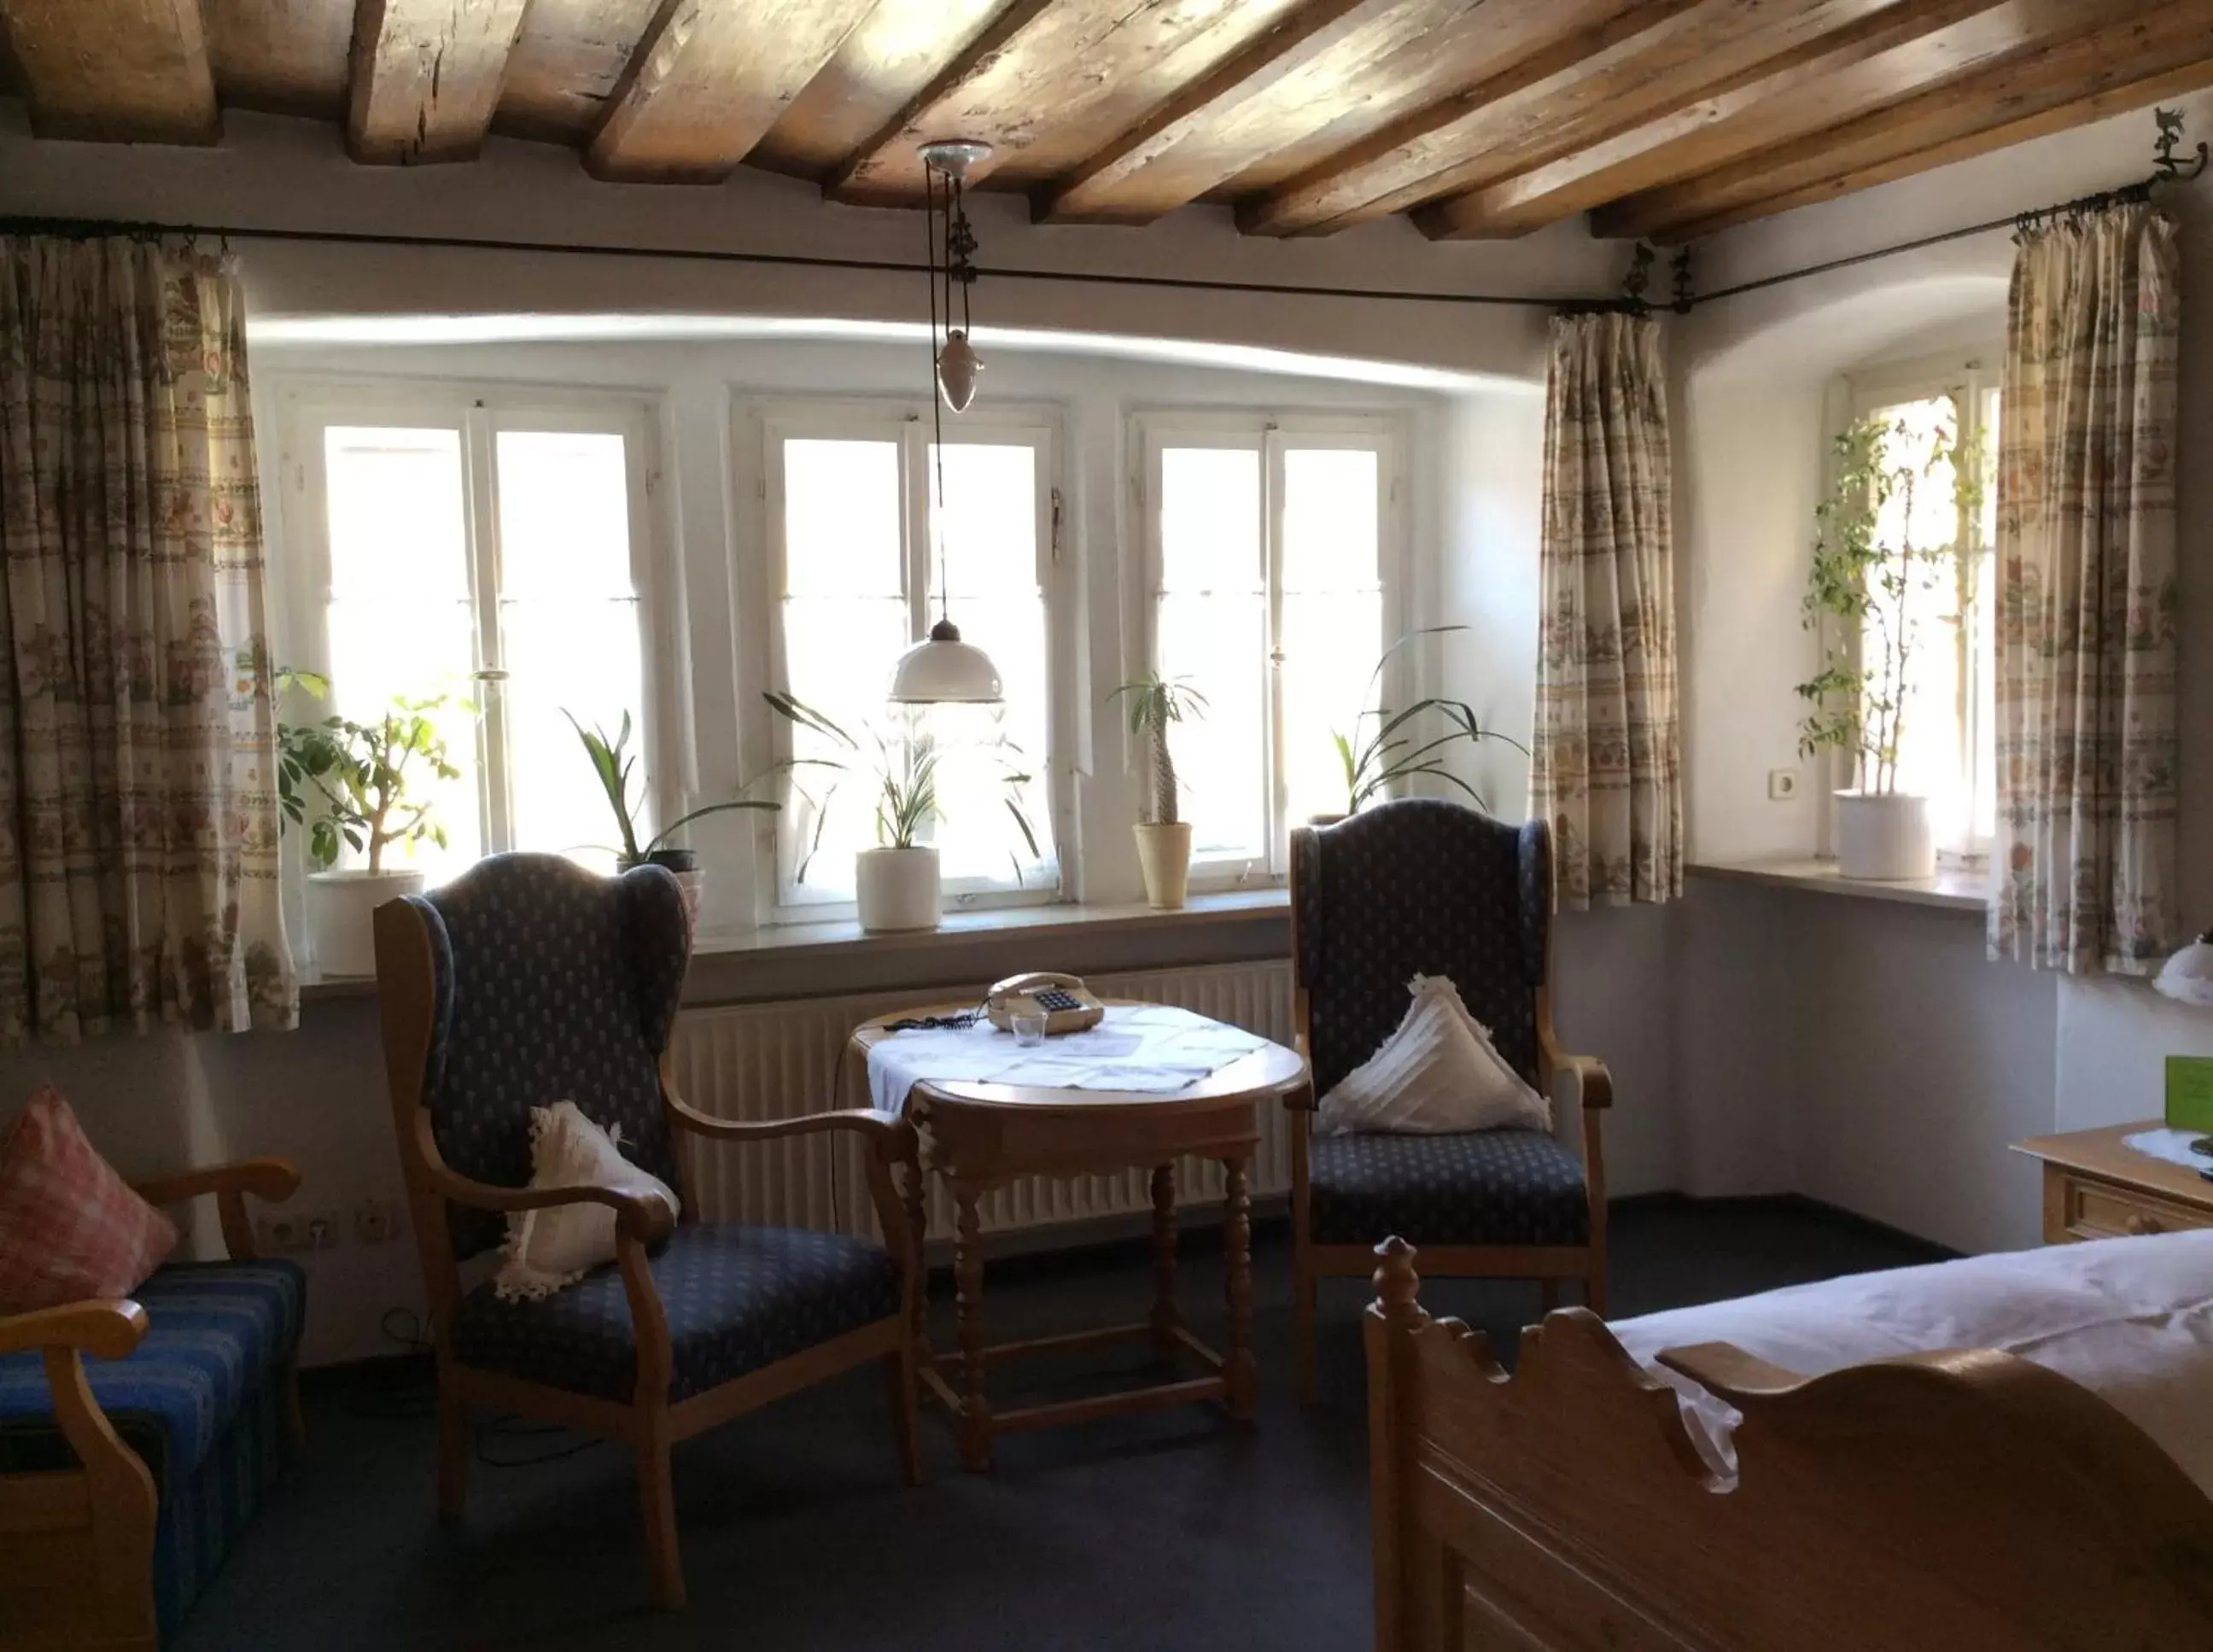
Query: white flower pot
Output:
[[1133, 822, 1194, 910], [1834, 791, 1935, 881], [307, 868, 426, 978], [855, 847, 940, 933]]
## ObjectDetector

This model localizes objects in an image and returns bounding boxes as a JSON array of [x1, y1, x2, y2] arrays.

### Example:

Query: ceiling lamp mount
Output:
[[890, 136, 1003, 706], [920, 138, 989, 414]]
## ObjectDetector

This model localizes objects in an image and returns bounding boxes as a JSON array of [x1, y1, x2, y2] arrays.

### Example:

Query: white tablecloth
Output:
[[866, 1003, 1265, 1113]]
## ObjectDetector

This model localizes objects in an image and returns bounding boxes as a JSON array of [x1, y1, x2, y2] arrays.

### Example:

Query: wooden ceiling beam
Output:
[[1238, 0, 1930, 237], [1647, 55, 2213, 242], [347, 0, 531, 165], [1034, 0, 1409, 225], [586, 0, 877, 184], [2, 0, 218, 143], [1594, 0, 2213, 242], [1413, 0, 2023, 240], [821, 0, 1061, 201]]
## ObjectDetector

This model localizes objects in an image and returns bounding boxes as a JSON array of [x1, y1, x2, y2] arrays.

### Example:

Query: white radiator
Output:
[[668, 960, 1296, 1247]]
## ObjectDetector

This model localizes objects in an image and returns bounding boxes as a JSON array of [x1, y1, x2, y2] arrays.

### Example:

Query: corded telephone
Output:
[[985, 972, 1106, 1036]]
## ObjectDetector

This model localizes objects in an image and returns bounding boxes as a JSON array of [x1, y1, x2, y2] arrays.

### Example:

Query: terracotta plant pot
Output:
[[855, 846, 941, 932], [307, 868, 426, 978], [1133, 822, 1194, 910], [1834, 791, 1935, 880]]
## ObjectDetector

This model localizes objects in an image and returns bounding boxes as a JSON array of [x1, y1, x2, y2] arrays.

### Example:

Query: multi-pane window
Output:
[[280, 388, 657, 883], [762, 410, 1057, 911], [1843, 359, 1999, 855], [1136, 417, 1396, 879]]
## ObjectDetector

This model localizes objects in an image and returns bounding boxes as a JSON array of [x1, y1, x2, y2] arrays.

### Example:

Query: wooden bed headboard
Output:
[[1364, 1238, 2213, 1651]]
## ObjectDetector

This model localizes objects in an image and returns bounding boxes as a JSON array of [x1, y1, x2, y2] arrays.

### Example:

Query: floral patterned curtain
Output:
[[1989, 204, 2179, 975], [1531, 310, 1682, 908], [0, 236, 296, 1044]]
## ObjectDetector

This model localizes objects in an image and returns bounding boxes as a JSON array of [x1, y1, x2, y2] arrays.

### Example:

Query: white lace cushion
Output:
[[493, 1100, 681, 1303], [1317, 974, 1551, 1136]]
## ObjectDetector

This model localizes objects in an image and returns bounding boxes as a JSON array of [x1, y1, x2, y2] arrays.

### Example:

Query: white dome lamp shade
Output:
[[2156, 928, 2213, 1008], [890, 618, 1002, 704]]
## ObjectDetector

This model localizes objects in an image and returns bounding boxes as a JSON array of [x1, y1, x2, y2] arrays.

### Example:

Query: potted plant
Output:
[[1325, 627, 1527, 822], [276, 670, 463, 977], [762, 692, 1038, 932], [1110, 674, 1206, 908], [1796, 411, 1966, 879], [565, 709, 778, 924]]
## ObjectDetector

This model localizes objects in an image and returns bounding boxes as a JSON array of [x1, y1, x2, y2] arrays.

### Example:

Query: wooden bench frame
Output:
[[0, 1157, 302, 1652]]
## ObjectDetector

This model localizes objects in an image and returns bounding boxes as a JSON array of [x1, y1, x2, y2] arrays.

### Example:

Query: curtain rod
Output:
[[0, 213, 1591, 311], [1695, 108, 2207, 308]]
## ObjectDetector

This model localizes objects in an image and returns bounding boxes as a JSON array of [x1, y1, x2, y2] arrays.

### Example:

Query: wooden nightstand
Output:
[[2012, 1123, 2213, 1244]]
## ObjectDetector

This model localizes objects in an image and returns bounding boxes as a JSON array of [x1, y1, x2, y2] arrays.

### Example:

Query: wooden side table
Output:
[[850, 1003, 1309, 1472], [2012, 1123, 2213, 1244]]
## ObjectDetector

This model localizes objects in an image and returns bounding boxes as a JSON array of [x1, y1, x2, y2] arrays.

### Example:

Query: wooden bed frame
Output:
[[1364, 1237, 2213, 1650]]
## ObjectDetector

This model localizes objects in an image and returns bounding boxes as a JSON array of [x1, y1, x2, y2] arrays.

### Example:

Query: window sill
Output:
[[689, 888, 1290, 963], [1688, 857, 1985, 914], [298, 888, 1292, 1003]]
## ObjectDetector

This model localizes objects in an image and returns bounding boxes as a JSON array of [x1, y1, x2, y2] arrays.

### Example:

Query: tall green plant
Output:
[[1334, 627, 1526, 814], [274, 669, 463, 873], [1108, 674, 1207, 826], [1796, 411, 1973, 795], [761, 692, 1038, 881], [564, 709, 777, 869]]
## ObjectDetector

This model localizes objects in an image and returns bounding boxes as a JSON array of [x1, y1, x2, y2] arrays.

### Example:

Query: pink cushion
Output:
[[0, 1087, 179, 1313]]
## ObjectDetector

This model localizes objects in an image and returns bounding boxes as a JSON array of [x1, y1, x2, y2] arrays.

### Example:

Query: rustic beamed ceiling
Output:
[[2, 0, 2208, 245]]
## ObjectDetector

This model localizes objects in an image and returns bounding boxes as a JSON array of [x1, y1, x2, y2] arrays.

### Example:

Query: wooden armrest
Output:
[[1540, 1031, 1613, 1109], [131, 1157, 303, 1261], [1656, 1342, 1808, 1404], [666, 1095, 910, 1151], [410, 1112, 674, 1244], [132, 1157, 302, 1209], [0, 1299, 149, 1361]]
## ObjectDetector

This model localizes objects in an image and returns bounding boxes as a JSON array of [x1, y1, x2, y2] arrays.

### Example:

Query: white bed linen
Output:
[[1610, 1230, 2213, 1496]]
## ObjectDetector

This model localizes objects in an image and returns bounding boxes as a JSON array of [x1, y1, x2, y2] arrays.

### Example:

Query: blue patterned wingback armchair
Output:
[[373, 854, 922, 1611], [1287, 799, 1612, 1398]]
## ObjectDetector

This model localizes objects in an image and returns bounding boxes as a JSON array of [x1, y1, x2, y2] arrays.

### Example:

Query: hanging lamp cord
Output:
[[925, 168, 950, 630]]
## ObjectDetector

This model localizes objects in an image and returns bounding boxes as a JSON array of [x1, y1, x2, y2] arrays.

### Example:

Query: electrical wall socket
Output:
[[258, 1211, 342, 1255], [353, 1198, 404, 1246], [1767, 768, 1801, 801]]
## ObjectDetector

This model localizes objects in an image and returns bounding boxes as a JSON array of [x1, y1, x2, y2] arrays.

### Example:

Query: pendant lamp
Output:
[[890, 138, 1002, 706]]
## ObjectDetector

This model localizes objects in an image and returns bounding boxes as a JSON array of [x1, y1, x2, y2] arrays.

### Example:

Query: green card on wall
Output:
[[2168, 1057, 2213, 1134]]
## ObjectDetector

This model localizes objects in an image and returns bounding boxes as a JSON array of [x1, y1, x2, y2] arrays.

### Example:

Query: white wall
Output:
[[1667, 89, 2213, 1250]]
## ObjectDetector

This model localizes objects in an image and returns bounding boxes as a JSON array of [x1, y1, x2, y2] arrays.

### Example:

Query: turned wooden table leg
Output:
[[1150, 1163, 1180, 1359], [954, 1188, 992, 1473], [903, 1142, 931, 1357], [1222, 1154, 1258, 1421]]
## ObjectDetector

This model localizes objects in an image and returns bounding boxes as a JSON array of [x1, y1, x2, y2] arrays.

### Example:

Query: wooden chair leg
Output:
[[1293, 1248, 1317, 1406], [637, 1422, 686, 1610], [885, 1346, 925, 1486], [435, 1381, 469, 1525]]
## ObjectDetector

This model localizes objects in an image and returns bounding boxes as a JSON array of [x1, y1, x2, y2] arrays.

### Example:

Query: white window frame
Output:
[[272, 377, 669, 864], [745, 396, 1067, 923], [1832, 348, 2001, 864], [1130, 411, 1406, 888]]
